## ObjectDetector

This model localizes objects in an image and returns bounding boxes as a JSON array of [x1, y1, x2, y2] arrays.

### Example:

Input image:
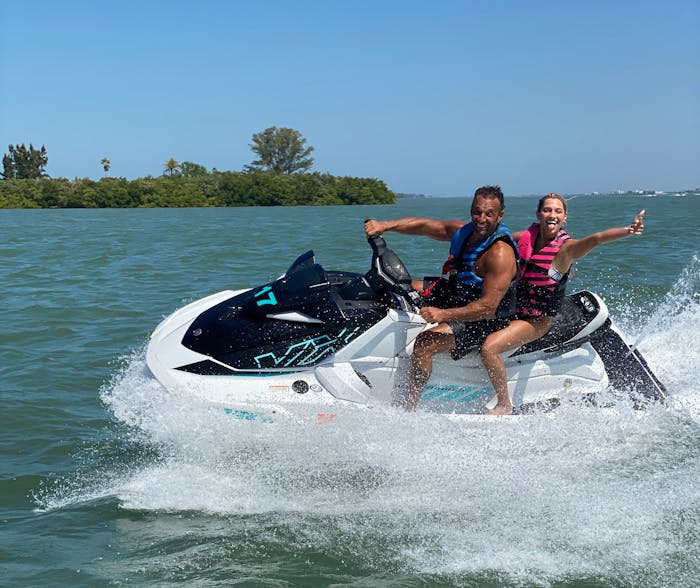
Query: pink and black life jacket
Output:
[[515, 223, 571, 317]]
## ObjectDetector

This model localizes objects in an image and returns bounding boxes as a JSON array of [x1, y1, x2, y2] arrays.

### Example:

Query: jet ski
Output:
[[146, 235, 666, 420]]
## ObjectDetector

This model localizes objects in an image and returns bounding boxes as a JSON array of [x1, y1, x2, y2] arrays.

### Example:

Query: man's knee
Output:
[[414, 331, 444, 356], [413, 332, 431, 353]]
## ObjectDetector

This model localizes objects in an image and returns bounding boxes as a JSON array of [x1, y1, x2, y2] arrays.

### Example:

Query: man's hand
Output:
[[364, 219, 384, 237], [420, 306, 446, 324]]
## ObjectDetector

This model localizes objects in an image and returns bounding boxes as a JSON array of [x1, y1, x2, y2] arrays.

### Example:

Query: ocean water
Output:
[[2, 194, 699, 587]]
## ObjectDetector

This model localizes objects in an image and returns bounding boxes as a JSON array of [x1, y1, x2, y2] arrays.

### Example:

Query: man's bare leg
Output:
[[405, 324, 455, 411]]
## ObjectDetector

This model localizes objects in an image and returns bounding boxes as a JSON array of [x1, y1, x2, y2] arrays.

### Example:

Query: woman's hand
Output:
[[629, 209, 645, 235]]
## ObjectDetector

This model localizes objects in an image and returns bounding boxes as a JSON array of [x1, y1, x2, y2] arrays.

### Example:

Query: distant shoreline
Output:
[[398, 189, 700, 199]]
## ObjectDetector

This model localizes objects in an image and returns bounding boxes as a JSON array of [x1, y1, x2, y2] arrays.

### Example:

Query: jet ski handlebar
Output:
[[364, 228, 423, 309]]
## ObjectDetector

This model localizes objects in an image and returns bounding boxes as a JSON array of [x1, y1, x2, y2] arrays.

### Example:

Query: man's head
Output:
[[470, 185, 505, 238], [473, 185, 505, 211]]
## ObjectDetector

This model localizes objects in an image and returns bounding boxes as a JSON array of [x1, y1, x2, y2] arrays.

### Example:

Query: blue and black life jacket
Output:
[[437, 222, 519, 318]]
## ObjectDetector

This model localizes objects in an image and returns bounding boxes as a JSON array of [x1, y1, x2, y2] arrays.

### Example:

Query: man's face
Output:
[[470, 195, 504, 238]]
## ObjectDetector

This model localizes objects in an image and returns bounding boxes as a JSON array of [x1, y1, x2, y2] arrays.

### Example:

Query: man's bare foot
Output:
[[405, 397, 420, 411], [486, 404, 513, 416]]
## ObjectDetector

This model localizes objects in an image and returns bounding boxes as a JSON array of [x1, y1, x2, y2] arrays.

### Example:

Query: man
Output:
[[364, 186, 518, 410]]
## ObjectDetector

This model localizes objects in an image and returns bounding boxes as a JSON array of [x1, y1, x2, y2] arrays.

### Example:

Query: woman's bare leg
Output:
[[480, 317, 553, 415]]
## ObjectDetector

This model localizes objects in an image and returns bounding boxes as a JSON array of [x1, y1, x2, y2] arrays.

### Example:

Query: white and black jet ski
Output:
[[146, 235, 666, 420]]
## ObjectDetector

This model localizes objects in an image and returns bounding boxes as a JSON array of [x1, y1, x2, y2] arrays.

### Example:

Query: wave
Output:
[[35, 260, 700, 585], [617, 255, 700, 417]]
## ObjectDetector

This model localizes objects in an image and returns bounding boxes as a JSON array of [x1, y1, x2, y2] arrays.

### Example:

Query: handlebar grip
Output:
[[367, 234, 387, 253]]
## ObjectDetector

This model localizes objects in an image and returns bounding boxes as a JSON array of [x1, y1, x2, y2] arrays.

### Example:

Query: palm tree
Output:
[[163, 158, 181, 177], [100, 157, 111, 176]]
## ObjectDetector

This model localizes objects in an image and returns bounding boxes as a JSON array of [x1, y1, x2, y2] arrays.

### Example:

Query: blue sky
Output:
[[1, 0, 698, 196]]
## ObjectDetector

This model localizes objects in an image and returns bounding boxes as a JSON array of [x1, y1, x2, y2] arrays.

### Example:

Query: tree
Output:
[[163, 157, 181, 177], [180, 161, 208, 177], [101, 157, 111, 176], [246, 126, 314, 174], [2, 143, 49, 179]]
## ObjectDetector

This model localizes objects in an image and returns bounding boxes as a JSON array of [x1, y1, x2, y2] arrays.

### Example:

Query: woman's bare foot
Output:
[[486, 404, 513, 416]]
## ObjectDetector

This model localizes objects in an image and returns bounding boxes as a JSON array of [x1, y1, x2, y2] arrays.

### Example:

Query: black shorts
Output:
[[447, 317, 511, 360]]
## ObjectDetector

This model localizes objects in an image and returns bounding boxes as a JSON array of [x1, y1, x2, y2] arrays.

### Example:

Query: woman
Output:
[[480, 193, 646, 415]]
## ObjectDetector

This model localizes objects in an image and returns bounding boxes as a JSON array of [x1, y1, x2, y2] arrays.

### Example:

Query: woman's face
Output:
[[536, 197, 568, 238]]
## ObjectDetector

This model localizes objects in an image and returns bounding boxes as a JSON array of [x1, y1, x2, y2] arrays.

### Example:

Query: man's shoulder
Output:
[[483, 238, 518, 264], [488, 238, 517, 251]]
